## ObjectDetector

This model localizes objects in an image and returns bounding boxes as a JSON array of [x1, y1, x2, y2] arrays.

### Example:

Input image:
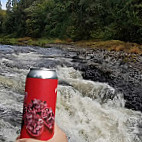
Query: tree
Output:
[[1, 0, 142, 43], [12, 0, 18, 7], [24, 1, 47, 37], [6, 0, 12, 11], [0, 0, 2, 10]]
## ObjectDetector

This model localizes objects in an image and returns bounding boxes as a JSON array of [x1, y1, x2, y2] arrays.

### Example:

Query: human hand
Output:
[[15, 124, 68, 142]]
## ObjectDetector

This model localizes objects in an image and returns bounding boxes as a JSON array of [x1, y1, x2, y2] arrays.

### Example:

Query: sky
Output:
[[1, 0, 7, 10]]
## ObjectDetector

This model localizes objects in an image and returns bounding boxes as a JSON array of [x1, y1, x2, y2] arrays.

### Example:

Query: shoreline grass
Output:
[[0, 37, 142, 54]]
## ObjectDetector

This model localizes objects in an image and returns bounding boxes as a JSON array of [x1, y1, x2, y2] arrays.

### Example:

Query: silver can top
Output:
[[27, 68, 58, 79]]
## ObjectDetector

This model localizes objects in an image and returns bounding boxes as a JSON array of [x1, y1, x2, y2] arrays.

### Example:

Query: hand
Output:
[[15, 124, 68, 142]]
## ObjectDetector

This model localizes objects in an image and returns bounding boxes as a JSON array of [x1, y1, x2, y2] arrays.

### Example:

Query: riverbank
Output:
[[0, 37, 142, 54]]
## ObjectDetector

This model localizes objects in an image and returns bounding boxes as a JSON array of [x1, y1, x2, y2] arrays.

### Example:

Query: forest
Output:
[[0, 0, 142, 43]]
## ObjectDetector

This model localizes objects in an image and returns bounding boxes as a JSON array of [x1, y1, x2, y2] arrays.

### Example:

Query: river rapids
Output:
[[0, 45, 142, 142]]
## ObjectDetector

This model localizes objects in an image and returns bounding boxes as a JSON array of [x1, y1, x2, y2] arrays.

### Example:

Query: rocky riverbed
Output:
[[0, 44, 142, 142], [46, 44, 142, 112]]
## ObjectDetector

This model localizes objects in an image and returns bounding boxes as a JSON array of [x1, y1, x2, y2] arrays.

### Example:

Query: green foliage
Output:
[[24, 1, 46, 37], [0, 0, 142, 43], [0, 10, 6, 33], [0, 1, 2, 10]]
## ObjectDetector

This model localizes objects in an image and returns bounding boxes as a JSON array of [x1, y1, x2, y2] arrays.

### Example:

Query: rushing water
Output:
[[0, 45, 142, 142]]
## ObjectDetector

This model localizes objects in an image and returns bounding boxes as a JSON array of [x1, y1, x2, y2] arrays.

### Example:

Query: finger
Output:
[[48, 124, 68, 142], [15, 138, 45, 142], [16, 136, 20, 140]]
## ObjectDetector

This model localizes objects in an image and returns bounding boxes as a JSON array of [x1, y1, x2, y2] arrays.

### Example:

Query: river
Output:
[[0, 44, 142, 142]]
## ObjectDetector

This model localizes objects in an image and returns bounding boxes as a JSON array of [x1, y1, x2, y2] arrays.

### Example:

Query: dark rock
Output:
[[69, 47, 142, 112]]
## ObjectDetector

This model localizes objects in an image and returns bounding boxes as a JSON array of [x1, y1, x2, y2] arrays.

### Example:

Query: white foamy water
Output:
[[56, 67, 142, 142], [0, 49, 142, 142]]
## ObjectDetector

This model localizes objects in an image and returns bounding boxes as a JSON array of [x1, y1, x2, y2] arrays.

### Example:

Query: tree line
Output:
[[0, 0, 142, 43]]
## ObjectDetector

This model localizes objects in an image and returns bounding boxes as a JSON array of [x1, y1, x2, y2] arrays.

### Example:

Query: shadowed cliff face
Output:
[[0, 44, 142, 142]]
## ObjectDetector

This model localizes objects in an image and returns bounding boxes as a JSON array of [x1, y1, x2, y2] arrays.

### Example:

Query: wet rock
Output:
[[0, 108, 22, 127], [69, 48, 142, 112]]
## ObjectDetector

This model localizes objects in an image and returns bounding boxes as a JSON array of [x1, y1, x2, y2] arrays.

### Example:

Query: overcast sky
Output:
[[1, 0, 7, 10]]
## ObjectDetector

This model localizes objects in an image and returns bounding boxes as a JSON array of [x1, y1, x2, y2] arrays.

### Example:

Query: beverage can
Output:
[[20, 68, 58, 140]]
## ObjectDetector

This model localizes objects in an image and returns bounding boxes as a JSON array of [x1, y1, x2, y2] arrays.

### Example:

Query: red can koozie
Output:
[[20, 68, 58, 141]]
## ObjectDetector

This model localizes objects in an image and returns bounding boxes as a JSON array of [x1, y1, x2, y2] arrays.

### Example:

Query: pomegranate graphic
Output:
[[24, 99, 55, 137]]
